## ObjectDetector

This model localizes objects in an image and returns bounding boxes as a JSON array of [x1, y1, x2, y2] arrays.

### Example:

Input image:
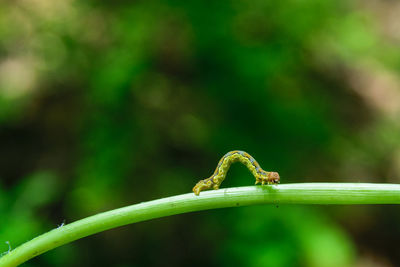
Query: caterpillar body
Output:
[[193, 150, 280, 195]]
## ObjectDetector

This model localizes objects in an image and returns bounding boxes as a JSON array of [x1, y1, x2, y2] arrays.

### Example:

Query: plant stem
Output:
[[1, 183, 400, 266]]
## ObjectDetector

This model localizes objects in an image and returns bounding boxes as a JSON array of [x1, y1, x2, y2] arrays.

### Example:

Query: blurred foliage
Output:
[[1, 0, 400, 266]]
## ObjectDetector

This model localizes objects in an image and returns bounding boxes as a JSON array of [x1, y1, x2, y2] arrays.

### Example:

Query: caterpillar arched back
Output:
[[193, 150, 280, 195]]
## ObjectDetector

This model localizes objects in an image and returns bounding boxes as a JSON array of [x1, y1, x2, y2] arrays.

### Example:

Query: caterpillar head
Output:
[[256, 171, 280, 185], [192, 179, 213, 196], [268, 171, 280, 184]]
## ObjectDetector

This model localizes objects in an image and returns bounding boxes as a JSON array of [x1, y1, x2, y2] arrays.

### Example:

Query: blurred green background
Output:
[[1, 0, 400, 266]]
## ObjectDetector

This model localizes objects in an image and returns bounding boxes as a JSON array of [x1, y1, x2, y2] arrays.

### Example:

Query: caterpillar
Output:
[[193, 150, 280, 195]]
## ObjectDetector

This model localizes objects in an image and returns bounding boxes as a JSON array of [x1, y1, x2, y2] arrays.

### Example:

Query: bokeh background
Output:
[[1, 0, 400, 266]]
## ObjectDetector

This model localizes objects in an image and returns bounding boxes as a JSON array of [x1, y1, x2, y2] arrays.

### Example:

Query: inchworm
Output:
[[193, 150, 280, 195]]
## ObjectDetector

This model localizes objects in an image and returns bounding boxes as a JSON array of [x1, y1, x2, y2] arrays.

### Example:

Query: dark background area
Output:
[[1, 0, 400, 266]]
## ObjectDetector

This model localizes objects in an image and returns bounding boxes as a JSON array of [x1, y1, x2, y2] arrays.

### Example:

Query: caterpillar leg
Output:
[[192, 178, 215, 196]]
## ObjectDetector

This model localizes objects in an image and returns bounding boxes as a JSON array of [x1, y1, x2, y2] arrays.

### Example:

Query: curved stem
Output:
[[1, 183, 400, 266]]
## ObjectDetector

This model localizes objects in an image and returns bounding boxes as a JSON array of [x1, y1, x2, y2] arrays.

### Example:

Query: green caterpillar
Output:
[[193, 150, 280, 195]]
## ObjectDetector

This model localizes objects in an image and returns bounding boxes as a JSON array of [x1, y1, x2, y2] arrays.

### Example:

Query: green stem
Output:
[[1, 183, 400, 266]]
